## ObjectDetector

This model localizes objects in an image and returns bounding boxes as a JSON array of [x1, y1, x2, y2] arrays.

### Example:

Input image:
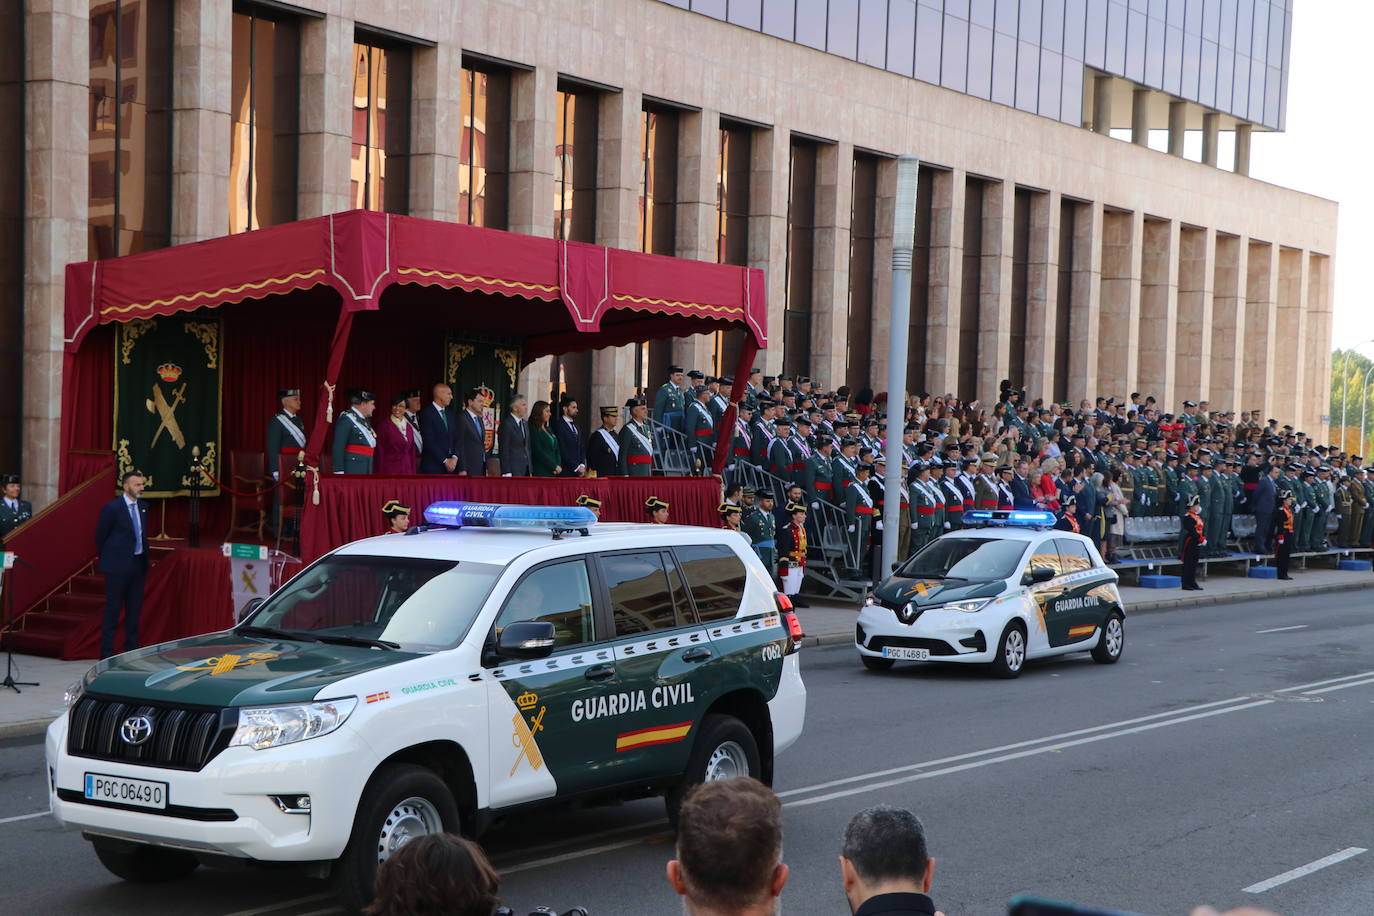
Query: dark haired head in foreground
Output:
[[840, 805, 939, 916], [364, 833, 500, 916], [668, 777, 788, 915]]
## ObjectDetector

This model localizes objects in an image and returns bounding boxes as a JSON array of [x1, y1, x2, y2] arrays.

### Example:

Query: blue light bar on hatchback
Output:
[[966, 509, 1057, 528], [423, 502, 597, 530]]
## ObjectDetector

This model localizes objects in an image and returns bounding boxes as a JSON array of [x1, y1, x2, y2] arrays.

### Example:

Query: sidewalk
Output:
[[3, 566, 1370, 740], [795, 564, 1374, 648]]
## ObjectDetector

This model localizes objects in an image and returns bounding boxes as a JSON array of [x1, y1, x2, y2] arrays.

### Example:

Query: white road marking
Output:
[[221, 894, 334, 916], [1242, 847, 1367, 894], [1302, 676, 1374, 696], [1256, 625, 1308, 634], [0, 811, 48, 825], [501, 834, 668, 875]]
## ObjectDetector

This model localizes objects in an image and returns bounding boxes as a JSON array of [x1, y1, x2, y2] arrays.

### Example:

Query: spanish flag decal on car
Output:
[[1068, 625, 1097, 638], [615, 721, 693, 752]]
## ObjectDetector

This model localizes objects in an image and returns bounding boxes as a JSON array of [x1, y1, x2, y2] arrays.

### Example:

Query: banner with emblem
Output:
[[444, 334, 522, 454], [114, 315, 222, 498]]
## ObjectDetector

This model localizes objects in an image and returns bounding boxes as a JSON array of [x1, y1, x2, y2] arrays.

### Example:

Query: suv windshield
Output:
[[243, 555, 502, 651], [895, 538, 1028, 582]]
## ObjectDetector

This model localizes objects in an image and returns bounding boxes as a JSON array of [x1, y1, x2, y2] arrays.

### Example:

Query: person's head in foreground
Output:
[[839, 805, 937, 916], [364, 832, 499, 916], [667, 777, 788, 915]]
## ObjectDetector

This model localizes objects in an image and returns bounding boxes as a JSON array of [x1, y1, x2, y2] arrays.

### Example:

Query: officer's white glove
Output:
[[910, 522, 919, 530], [272, 471, 280, 481], [847, 524, 855, 532], [944, 522, 951, 530], [875, 520, 884, 531], [811, 502, 819, 509]]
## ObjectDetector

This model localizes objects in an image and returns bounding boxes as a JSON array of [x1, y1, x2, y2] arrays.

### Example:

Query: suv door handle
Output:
[[584, 663, 615, 681], [681, 647, 713, 663]]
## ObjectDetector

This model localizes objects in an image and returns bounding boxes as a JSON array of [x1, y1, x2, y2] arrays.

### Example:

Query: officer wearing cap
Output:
[[618, 397, 654, 477], [938, 459, 966, 533], [1273, 487, 1296, 578], [846, 462, 878, 579], [778, 501, 808, 602], [741, 367, 763, 413], [0, 473, 31, 537], [832, 437, 860, 496], [645, 495, 670, 523], [750, 394, 777, 469], [381, 500, 410, 535], [575, 493, 602, 520], [1200, 460, 1224, 557], [789, 416, 816, 497], [403, 389, 424, 438], [767, 415, 795, 489], [266, 388, 307, 482], [973, 455, 999, 511], [727, 401, 753, 486], [333, 388, 377, 474], [719, 501, 747, 538], [1174, 462, 1199, 518], [907, 461, 940, 555], [1292, 468, 1314, 553], [587, 405, 621, 478], [653, 366, 687, 432], [808, 435, 836, 511], [1311, 465, 1334, 551], [686, 384, 716, 473], [1180, 494, 1206, 590], [1358, 465, 1374, 547], [710, 376, 733, 425], [742, 489, 778, 580]]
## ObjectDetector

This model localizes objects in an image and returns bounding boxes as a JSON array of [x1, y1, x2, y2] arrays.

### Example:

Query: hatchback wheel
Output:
[[990, 622, 1026, 679], [1091, 611, 1125, 664]]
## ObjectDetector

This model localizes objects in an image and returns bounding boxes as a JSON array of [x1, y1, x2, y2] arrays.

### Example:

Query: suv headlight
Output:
[[943, 599, 991, 614], [62, 680, 84, 708], [229, 698, 357, 751]]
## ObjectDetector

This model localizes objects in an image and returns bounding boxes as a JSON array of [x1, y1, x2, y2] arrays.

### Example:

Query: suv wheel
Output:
[[332, 762, 461, 913], [91, 837, 199, 883], [665, 714, 762, 827], [861, 654, 895, 672], [1091, 611, 1125, 664], [990, 622, 1026, 679]]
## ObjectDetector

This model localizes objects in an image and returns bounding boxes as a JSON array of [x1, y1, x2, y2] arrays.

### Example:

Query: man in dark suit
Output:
[[554, 395, 587, 477], [457, 387, 489, 476], [497, 393, 532, 477], [418, 382, 459, 474], [1010, 460, 1036, 510], [1252, 463, 1279, 554], [95, 471, 149, 658]]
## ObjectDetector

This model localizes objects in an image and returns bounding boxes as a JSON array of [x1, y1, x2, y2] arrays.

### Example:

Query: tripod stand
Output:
[[1, 558, 39, 694]]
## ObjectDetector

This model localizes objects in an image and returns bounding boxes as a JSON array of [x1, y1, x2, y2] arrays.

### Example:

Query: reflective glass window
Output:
[[350, 38, 411, 214], [553, 86, 599, 243], [1235, 0, 1253, 53], [675, 545, 746, 622], [1084, 0, 1107, 67], [1232, 52, 1250, 113], [1054, 538, 1094, 572], [941, 13, 969, 93], [914, 3, 943, 83], [1125, 8, 1147, 82], [1163, 25, 1183, 95], [1216, 45, 1234, 111], [1185, 0, 1202, 32], [1250, 0, 1268, 57], [1021, 0, 1043, 41], [497, 561, 596, 649], [1181, 29, 1201, 99], [971, 0, 995, 28], [994, 0, 1018, 36], [796, 0, 827, 49], [639, 106, 680, 256], [1038, 48, 1062, 117], [1064, 0, 1087, 60], [729, 0, 763, 29], [946, 0, 969, 18], [1060, 59, 1084, 123], [1166, 0, 1185, 25], [1203, 0, 1221, 42], [1248, 55, 1265, 122], [459, 63, 511, 229], [1267, 4, 1286, 62], [1042, 0, 1064, 52], [991, 31, 1017, 105], [888, 0, 917, 77], [1016, 39, 1040, 111], [1263, 63, 1280, 125], [858, 0, 887, 66], [604, 552, 688, 636], [1219, 0, 1237, 48], [828, 0, 859, 60], [1144, 16, 1165, 87], [1106, 1, 1128, 72], [967, 24, 993, 98], [0, 0, 19, 471], [784, 139, 818, 373], [1198, 38, 1219, 108], [229, 7, 300, 235], [763, 0, 796, 38], [716, 121, 751, 266], [692, 0, 727, 18]]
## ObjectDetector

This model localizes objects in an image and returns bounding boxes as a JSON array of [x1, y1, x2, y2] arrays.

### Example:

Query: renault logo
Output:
[[119, 715, 154, 746]]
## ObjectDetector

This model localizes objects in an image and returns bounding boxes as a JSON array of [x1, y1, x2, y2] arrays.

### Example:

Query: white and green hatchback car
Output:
[[856, 510, 1126, 678], [47, 503, 807, 910]]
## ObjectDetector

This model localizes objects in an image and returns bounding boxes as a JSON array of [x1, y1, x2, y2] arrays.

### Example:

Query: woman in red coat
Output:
[[375, 392, 419, 474]]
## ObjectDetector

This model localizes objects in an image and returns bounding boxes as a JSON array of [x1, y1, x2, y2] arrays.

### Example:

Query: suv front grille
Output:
[[68, 694, 237, 772]]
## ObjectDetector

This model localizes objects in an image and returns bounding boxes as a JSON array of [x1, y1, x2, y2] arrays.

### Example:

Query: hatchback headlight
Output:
[[943, 599, 991, 614], [229, 698, 357, 751]]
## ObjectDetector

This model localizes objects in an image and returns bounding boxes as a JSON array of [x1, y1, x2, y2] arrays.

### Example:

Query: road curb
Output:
[[798, 578, 1373, 649], [0, 717, 54, 741]]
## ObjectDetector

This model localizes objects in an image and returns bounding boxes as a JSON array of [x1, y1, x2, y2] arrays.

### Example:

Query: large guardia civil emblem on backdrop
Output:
[[114, 316, 224, 498]]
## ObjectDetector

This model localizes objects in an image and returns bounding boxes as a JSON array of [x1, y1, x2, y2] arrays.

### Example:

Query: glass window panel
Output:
[[1203, 0, 1220, 41], [639, 107, 680, 256], [1060, 58, 1084, 123], [692, 0, 727, 18], [497, 561, 596, 649], [941, 13, 968, 92], [229, 11, 301, 235], [604, 552, 687, 635], [1181, 29, 1200, 99], [1021, 0, 1042, 42], [828, 0, 859, 59], [1038, 48, 1062, 116], [1267, 4, 1286, 61], [1144, 15, 1164, 86], [1232, 51, 1249, 113], [1106, 1, 1128, 72], [1042, 0, 1064, 51], [729, 0, 763, 29], [994, 0, 1018, 36], [1084, 0, 1106, 66], [914, 3, 942, 83], [762, 0, 796, 38], [971, 0, 995, 27], [1016, 39, 1040, 111], [1248, 54, 1264, 121], [1166, 0, 1185, 25], [1064, 0, 1086, 59], [1148, 0, 1165, 17], [1216, 45, 1234, 111], [675, 545, 746, 622], [1125, 8, 1147, 81], [459, 66, 511, 229], [1198, 38, 1218, 108], [946, 0, 970, 17], [796, 0, 827, 49], [991, 31, 1017, 104], [1235, 0, 1253, 52], [858, 0, 888, 66], [1163, 25, 1183, 94], [1185, 0, 1202, 32], [887, 0, 917, 76], [553, 87, 598, 243], [967, 24, 993, 98], [1250, 0, 1267, 57], [1054, 538, 1094, 572], [349, 40, 410, 214], [717, 122, 751, 265], [1128, 0, 1147, 10], [1219, 0, 1237, 48], [1263, 63, 1280, 125]]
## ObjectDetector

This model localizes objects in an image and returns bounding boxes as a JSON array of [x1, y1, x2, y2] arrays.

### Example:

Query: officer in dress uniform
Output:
[[749, 396, 776, 469], [686, 384, 716, 473], [1273, 489, 1296, 579], [720, 501, 748, 540], [0, 474, 33, 537], [1180, 495, 1206, 590], [778, 502, 809, 605], [767, 416, 795, 497], [846, 462, 878, 580], [587, 406, 621, 478], [727, 402, 753, 486], [831, 438, 860, 496], [652, 366, 687, 433], [808, 437, 836, 510], [908, 462, 939, 554], [645, 496, 670, 524], [266, 388, 308, 480], [939, 459, 966, 532], [617, 397, 654, 476], [709, 377, 732, 426], [973, 455, 1000, 512], [403, 388, 424, 456], [743, 490, 778, 581], [381, 500, 410, 535], [1055, 492, 1081, 533], [790, 417, 817, 499], [332, 388, 377, 474], [575, 493, 602, 520], [869, 456, 890, 580]]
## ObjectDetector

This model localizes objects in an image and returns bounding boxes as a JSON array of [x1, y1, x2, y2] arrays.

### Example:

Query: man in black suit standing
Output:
[[418, 382, 459, 474], [497, 393, 532, 477], [554, 395, 587, 477], [1252, 463, 1279, 554], [457, 387, 489, 476], [1010, 459, 1036, 510], [95, 471, 149, 658]]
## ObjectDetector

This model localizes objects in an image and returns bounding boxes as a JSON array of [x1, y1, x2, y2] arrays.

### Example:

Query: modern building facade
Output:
[[10, 0, 1335, 507]]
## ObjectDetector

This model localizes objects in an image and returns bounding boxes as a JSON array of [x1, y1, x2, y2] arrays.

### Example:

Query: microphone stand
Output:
[[0, 555, 39, 693]]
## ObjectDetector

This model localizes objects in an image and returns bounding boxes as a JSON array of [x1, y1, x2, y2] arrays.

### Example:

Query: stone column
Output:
[[1091, 75, 1113, 136], [1234, 123, 1253, 177], [1137, 218, 1179, 406], [509, 67, 556, 402], [298, 14, 356, 218], [25, 0, 90, 506], [407, 38, 461, 222], [1208, 233, 1246, 413], [1173, 226, 1214, 404], [750, 126, 791, 376], [924, 168, 965, 396], [1167, 101, 1186, 158], [977, 181, 1014, 401], [589, 87, 642, 414], [1022, 191, 1060, 401], [1304, 254, 1334, 439], [809, 141, 852, 389], [1097, 208, 1141, 399], [171, 0, 231, 244], [1271, 247, 1307, 424], [1201, 112, 1220, 167], [1241, 240, 1278, 417], [867, 158, 897, 392], [1066, 200, 1103, 404], [1131, 89, 1150, 147], [672, 107, 720, 372]]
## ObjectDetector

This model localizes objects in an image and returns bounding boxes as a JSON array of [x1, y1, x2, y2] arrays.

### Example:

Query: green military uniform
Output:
[[0, 481, 32, 537], [1291, 472, 1312, 552], [1335, 479, 1355, 547], [1117, 459, 1137, 514], [726, 411, 753, 485], [1142, 462, 1164, 517], [741, 503, 778, 575], [831, 452, 859, 498], [1155, 459, 1174, 516], [1174, 469, 1198, 520], [616, 407, 655, 477], [685, 391, 716, 472], [652, 374, 686, 429], [265, 398, 307, 532], [1204, 470, 1226, 556], [1309, 474, 1332, 551], [331, 399, 377, 474], [1360, 473, 1374, 546], [908, 471, 939, 554], [844, 469, 878, 579], [808, 448, 836, 509]]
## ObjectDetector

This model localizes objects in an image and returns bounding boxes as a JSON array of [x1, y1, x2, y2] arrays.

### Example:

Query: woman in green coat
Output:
[[529, 400, 562, 477]]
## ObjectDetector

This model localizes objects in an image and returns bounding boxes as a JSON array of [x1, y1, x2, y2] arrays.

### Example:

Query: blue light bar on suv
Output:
[[423, 502, 597, 530], [966, 509, 1057, 528]]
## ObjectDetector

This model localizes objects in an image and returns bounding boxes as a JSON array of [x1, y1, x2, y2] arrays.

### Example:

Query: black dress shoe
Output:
[[1278, 574, 1293, 580]]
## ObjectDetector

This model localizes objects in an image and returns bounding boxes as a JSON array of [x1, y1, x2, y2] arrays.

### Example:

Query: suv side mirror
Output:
[[496, 621, 557, 659], [1026, 567, 1056, 584], [235, 597, 264, 624]]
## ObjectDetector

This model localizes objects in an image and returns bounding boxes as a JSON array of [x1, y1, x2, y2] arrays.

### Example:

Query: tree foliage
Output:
[[1330, 348, 1374, 457]]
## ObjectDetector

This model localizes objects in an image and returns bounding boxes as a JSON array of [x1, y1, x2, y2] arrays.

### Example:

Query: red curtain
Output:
[[301, 475, 724, 563], [60, 326, 115, 491]]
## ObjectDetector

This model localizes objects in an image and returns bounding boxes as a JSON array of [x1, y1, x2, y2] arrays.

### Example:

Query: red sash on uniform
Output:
[[695, 428, 713, 436], [278, 447, 299, 455], [916, 506, 935, 515], [733, 448, 750, 456], [816, 482, 833, 491], [978, 499, 997, 507], [855, 506, 874, 515], [627, 455, 652, 465], [345, 444, 374, 456]]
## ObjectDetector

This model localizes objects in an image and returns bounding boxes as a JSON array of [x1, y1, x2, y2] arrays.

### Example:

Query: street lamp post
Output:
[[1361, 362, 1374, 462], [1339, 340, 1374, 450]]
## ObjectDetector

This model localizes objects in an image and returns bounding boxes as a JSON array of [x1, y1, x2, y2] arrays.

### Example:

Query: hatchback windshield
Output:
[[895, 538, 1027, 582], [242, 555, 503, 651]]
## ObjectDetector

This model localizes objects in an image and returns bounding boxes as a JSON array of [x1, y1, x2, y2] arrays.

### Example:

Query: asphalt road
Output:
[[2, 587, 1372, 916]]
